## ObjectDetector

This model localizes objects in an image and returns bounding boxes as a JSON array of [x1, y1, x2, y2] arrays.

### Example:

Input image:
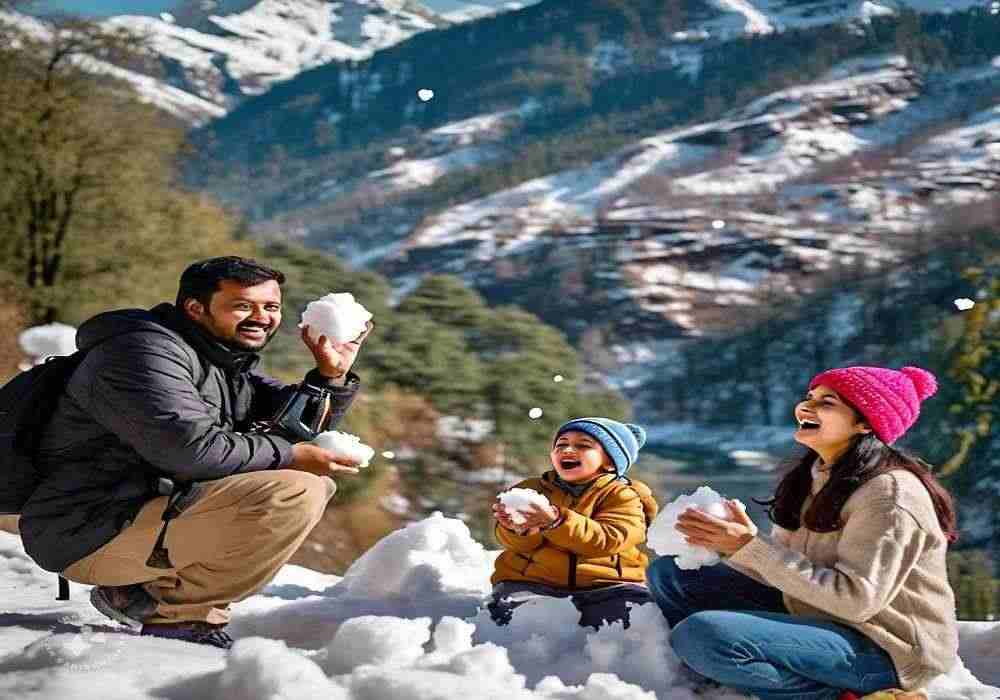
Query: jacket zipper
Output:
[[615, 554, 622, 578], [568, 553, 577, 589]]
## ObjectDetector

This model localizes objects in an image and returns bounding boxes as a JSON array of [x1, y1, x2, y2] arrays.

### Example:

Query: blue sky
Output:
[[28, 0, 532, 18]]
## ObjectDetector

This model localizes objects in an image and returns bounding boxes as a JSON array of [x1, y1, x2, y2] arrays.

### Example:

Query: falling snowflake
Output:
[[954, 298, 976, 311], [381, 451, 395, 460], [528, 408, 543, 419], [417, 89, 435, 102], [712, 219, 726, 229], [553, 375, 564, 383]]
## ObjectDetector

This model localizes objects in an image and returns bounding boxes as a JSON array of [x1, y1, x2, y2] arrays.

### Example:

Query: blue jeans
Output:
[[646, 557, 901, 700]]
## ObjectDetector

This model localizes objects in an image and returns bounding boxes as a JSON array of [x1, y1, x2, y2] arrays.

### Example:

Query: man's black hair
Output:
[[176, 256, 286, 309]]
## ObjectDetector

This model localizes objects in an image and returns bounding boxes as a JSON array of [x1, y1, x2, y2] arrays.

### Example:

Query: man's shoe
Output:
[[140, 621, 234, 649], [90, 584, 157, 629]]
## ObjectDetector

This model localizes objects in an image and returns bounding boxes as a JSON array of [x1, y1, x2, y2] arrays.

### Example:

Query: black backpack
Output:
[[0, 353, 89, 516], [0, 353, 89, 601]]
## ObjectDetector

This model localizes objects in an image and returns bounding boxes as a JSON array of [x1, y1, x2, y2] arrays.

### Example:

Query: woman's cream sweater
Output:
[[727, 468, 959, 690]]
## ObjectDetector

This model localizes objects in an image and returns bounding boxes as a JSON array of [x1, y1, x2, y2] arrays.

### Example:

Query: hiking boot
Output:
[[90, 584, 158, 629], [140, 621, 234, 649]]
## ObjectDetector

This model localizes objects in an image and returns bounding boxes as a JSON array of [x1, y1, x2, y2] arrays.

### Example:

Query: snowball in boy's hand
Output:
[[648, 486, 745, 569], [300, 293, 372, 344], [311, 430, 375, 468], [497, 488, 551, 525]]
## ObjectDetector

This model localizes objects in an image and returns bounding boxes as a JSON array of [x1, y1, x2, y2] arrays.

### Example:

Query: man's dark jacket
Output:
[[19, 303, 359, 573]]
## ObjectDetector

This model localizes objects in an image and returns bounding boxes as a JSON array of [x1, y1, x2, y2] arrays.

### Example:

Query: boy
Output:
[[490, 417, 658, 629]]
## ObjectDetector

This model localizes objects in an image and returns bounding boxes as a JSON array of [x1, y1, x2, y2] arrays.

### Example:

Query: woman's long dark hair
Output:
[[761, 431, 959, 543]]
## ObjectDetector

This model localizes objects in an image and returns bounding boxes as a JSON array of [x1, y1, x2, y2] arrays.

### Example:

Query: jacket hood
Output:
[[76, 304, 178, 351], [77, 303, 260, 373]]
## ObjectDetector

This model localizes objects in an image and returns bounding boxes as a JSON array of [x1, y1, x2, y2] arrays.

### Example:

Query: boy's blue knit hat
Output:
[[554, 417, 647, 477]]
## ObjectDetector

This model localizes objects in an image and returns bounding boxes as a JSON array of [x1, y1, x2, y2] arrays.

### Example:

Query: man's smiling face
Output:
[[184, 279, 282, 352], [550, 430, 612, 483]]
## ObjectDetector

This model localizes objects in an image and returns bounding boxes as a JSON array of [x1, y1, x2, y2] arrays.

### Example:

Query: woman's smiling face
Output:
[[550, 431, 612, 482], [793, 384, 872, 463]]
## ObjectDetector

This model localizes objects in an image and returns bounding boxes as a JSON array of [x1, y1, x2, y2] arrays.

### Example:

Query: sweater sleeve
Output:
[[542, 487, 647, 557], [729, 496, 929, 623]]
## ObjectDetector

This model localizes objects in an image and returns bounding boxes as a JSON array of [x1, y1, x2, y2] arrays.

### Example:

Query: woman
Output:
[[646, 366, 959, 700]]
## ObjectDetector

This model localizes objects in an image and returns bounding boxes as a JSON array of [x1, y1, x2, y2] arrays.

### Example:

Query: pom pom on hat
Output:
[[554, 417, 646, 476], [808, 365, 938, 445], [901, 366, 938, 401]]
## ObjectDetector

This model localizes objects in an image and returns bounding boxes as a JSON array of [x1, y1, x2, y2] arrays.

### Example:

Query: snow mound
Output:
[[0, 516, 997, 700], [17, 323, 77, 365], [336, 512, 494, 599]]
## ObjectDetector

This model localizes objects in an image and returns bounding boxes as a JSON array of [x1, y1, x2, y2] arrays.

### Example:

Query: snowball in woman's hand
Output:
[[311, 430, 375, 468], [497, 488, 551, 525], [647, 486, 744, 570], [300, 292, 372, 344]]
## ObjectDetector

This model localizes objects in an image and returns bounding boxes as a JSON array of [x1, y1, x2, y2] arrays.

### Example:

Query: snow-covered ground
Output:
[[1, 517, 998, 699]]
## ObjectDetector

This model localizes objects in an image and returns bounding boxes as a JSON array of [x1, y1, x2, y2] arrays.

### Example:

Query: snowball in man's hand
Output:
[[417, 89, 434, 102], [498, 488, 551, 525], [311, 430, 375, 468], [18, 323, 77, 364], [647, 486, 752, 570], [300, 292, 372, 344]]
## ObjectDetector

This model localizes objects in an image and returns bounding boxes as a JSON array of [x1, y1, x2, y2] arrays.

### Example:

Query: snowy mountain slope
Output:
[[0, 10, 227, 124], [2, 0, 493, 124], [1, 521, 998, 700], [386, 53, 1000, 336], [702, 0, 987, 37]]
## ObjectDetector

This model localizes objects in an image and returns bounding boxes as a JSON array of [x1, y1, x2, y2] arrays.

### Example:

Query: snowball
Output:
[[647, 486, 753, 570], [954, 298, 975, 311], [17, 323, 77, 364], [418, 88, 434, 101], [299, 292, 372, 344], [311, 430, 375, 468], [324, 616, 431, 673], [528, 407, 543, 419], [497, 488, 551, 525]]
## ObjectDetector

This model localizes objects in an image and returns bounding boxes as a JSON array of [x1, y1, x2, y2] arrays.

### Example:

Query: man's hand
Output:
[[301, 321, 374, 382], [289, 443, 361, 477]]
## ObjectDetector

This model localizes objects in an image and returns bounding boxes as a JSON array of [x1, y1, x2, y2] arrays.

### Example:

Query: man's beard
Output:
[[224, 322, 277, 352]]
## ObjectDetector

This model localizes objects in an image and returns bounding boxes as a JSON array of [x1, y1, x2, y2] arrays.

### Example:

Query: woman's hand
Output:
[[675, 499, 756, 556]]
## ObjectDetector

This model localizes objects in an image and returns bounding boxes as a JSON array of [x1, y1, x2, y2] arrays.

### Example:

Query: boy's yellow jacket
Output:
[[492, 471, 659, 590]]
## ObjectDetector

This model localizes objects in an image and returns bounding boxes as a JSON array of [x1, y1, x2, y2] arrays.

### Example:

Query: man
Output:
[[18, 256, 372, 648]]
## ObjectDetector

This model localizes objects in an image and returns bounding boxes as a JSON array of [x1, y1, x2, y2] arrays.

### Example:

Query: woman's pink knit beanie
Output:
[[808, 366, 938, 445]]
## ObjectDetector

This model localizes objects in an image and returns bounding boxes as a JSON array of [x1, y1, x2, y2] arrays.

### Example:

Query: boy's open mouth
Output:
[[559, 458, 582, 469], [797, 419, 821, 431]]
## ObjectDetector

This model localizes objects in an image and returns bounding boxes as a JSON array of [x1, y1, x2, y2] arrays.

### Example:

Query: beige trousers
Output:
[[62, 469, 335, 625]]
